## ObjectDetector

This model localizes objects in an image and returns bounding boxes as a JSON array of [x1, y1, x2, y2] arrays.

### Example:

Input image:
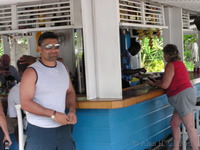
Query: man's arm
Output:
[[20, 68, 54, 116], [122, 68, 146, 75], [66, 80, 77, 124], [20, 68, 71, 125]]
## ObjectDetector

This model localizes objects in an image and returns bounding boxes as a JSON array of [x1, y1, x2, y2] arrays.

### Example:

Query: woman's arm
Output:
[[0, 101, 11, 145], [148, 62, 174, 89]]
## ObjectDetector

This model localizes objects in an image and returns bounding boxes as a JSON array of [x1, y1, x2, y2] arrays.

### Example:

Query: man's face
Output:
[[39, 38, 60, 61], [1, 55, 10, 68]]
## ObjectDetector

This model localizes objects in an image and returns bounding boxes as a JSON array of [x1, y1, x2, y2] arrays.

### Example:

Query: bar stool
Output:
[[15, 104, 26, 150], [182, 100, 200, 150]]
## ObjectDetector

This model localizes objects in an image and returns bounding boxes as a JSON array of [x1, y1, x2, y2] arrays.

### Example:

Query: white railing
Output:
[[0, 6, 12, 31], [119, 0, 166, 28], [0, 0, 74, 34], [17, 0, 72, 29], [182, 11, 190, 30]]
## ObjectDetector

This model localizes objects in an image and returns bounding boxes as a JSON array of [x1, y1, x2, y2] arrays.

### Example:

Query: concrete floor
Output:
[[167, 140, 197, 150], [167, 147, 193, 150]]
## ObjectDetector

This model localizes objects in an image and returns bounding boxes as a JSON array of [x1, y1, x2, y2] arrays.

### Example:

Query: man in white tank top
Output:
[[20, 32, 76, 150]]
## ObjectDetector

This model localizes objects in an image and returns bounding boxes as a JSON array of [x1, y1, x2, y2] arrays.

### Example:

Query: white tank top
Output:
[[27, 60, 69, 128]]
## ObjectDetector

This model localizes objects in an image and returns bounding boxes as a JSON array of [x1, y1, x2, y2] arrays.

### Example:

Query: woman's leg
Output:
[[170, 111, 182, 150], [182, 112, 198, 150]]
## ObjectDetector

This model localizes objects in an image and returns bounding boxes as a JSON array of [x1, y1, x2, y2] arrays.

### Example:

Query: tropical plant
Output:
[[183, 34, 197, 71], [0, 38, 3, 56], [140, 34, 197, 72], [141, 36, 164, 72]]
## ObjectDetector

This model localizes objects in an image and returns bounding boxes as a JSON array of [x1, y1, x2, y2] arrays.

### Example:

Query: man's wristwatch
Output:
[[51, 111, 56, 120]]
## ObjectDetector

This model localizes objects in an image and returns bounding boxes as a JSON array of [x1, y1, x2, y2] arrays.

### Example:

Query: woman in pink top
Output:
[[148, 44, 198, 150]]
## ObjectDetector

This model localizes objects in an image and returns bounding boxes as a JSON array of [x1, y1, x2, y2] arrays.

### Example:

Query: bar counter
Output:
[[76, 72, 200, 109], [73, 72, 200, 150]]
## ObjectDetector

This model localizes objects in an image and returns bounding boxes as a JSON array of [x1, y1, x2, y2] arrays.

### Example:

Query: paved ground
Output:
[[167, 147, 193, 150], [167, 140, 197, 150]]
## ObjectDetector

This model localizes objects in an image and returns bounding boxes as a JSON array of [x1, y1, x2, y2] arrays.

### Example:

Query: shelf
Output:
[[120, 22, 168, 30], [0, 25, 79, 35]]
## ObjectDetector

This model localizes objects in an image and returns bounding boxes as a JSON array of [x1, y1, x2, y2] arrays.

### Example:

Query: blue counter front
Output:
[[73, 94, 173, 150], [73, 72, 200, 150]]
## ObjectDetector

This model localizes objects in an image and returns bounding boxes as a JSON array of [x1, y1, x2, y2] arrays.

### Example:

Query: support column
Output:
[[10, 5, 17, 66], [163, 7, 184, 60], [10, 38, 16, 67], [2, 36, 10, 55], [81, 0, 122, 99], [197, 31, 200, 60]]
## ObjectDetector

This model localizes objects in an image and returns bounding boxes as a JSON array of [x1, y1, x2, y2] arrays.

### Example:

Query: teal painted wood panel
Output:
[[73, 94, 173, 150], [193, 83, 200, 97], [109, 95, 173, 150]]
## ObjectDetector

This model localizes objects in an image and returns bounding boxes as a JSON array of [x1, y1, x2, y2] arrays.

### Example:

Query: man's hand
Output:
[[53, 111, 70, 125], [67, 111, 77, 124], [139, 68, 147, 73]]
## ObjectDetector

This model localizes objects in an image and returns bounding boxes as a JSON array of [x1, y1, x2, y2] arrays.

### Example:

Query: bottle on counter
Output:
[[194, 66, 197, 73], [194, 61, 200, 73]]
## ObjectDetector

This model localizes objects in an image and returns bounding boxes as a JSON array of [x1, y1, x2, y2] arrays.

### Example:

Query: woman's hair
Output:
[[163, 44, 181, 62]]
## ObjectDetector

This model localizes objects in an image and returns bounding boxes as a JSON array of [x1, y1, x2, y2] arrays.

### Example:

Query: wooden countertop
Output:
[[76, 72, 200, 109], [76, 84, 165, 109]]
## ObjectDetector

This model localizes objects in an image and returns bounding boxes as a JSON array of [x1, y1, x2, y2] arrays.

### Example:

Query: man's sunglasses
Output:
[[42, 44, 60, 50]]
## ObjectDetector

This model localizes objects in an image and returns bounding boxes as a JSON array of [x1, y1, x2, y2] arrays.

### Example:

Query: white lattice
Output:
[[0, 0, 74, 34], [150, 0, 200, 13], [0, 6, 12, 31], [119, 0, 165, 27], [182, 11, 190, 29], [17, 0, 72, 29]]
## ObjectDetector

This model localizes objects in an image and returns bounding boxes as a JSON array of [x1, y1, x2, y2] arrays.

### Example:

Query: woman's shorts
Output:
[[168, 87, 197, 118]]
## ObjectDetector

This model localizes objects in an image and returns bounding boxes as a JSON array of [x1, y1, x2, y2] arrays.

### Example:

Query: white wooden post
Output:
[[163, 7, 184, 60], [81, 0, 122, 99]]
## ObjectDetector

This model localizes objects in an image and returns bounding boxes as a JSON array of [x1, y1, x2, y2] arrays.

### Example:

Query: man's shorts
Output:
[[168, 87, 197, 118], [0, 128, 4, 150], [25, 123, 75, 150]]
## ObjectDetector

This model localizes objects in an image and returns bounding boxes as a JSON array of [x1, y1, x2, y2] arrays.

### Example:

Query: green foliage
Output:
[[0, 39, 3, 56], [184, 35, 197, 52], [183, 34, 197, 71], [140, 34, 197, 72], [184, 50, 191, 61], [144, 60, 164, 72], [16, 38, 28, 45], [141, 36, 164, 72], [184, 60, 194, 71]]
